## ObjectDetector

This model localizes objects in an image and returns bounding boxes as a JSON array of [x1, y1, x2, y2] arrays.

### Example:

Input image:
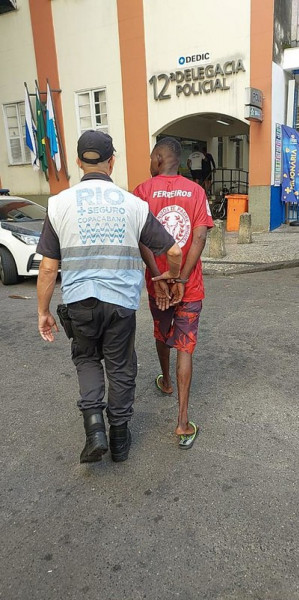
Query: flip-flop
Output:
[[178, 421, 199, 449], [155, 374, 173, 395]]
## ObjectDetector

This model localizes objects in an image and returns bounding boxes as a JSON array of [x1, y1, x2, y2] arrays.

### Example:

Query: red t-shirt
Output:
[[133, 174, 214, 302]]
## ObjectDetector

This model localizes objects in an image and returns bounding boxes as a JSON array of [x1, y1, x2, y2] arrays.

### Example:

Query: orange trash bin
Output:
[[226, 194, 248, 231]]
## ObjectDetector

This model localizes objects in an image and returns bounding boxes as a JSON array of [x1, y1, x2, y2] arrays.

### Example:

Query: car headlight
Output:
[[12, 232, 40, 245]]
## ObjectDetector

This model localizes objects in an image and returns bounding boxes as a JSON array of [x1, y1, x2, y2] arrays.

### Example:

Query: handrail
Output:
[[211, 167, 249, 196]]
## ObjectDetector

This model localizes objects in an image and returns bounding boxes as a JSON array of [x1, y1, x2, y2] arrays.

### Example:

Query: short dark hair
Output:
[[154, 137, 181, 161], [193, 144, 199, 151]]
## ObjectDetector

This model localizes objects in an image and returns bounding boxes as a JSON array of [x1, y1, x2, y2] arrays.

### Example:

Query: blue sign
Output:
[[281, 125, 299, 203]]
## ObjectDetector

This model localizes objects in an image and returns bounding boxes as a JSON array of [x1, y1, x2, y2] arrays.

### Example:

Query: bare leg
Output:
[[156, 340, 173, 393], [175, 350, 194, 435]]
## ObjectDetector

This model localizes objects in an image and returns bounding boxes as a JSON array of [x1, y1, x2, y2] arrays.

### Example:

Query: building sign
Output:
[[244, 105, 263, 122], [244, 87, 263, 122], [245, 87, 263, 109], [274, 123, 282, 187], [149, 59, 246, 101], [178, 52, 210, 66], [281, 125, 299, 203]]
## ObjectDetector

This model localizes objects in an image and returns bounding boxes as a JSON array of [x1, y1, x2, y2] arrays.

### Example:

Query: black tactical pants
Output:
[[67, 298, 137, 426]]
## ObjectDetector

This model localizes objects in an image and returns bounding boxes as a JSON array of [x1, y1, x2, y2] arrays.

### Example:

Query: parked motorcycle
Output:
[[211, 185, 238, 220]]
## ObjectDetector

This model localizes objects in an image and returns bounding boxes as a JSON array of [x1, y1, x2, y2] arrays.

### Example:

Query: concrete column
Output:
[[209, 220, 226, 258], [238, 213, 252, 244], [248, 0, 274, 231]]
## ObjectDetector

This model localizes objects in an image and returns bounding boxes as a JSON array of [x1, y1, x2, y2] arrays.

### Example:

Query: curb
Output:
[[203, 259, 299, 276]]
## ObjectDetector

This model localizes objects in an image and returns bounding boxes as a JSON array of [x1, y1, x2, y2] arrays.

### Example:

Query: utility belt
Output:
[[56, 304, 73, 339]]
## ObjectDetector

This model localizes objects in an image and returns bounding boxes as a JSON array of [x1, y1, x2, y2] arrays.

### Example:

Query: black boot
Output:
[[109, 423, 131, 463], [80, 409, 108, 464]]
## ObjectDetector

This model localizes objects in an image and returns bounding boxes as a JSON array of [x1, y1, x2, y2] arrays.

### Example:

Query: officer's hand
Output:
[[169, 283, 185, 305], [152, 270, 180, 282], [153, 280, 171, 311], [38, 312, 59, 342]]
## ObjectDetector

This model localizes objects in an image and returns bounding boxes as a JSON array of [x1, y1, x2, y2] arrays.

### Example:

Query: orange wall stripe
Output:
[[117, 0, 150, 190], [28, 0, 69, 194], [249, 0, 274, 186]]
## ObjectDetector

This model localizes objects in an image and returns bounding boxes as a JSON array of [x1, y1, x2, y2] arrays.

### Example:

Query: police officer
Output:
[[37, 130, 182, 464]]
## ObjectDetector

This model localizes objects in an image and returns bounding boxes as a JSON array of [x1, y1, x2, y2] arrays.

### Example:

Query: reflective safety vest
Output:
[[48, 179, 149, 309]]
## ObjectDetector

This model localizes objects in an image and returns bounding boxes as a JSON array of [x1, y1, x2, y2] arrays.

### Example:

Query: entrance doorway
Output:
[[156, 134, 206, 179], [155, 112, 249, 195]]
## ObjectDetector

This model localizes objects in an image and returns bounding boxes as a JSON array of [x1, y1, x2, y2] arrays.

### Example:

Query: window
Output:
[[3, 102, 31, 165], [294, 83, 299, 130], [75, 89, 108, 135]]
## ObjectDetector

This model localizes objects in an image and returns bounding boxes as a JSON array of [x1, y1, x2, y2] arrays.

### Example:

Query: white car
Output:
[[0, 191, 46, 285]]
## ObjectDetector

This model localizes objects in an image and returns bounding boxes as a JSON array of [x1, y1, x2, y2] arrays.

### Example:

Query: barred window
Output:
[[75, 89, 108, 135], [3, 102, 31, 165]]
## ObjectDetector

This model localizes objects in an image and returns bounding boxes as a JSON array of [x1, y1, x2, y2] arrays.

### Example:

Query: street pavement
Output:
[[1, 267, 299, 600], [202, 223, 299, 275]]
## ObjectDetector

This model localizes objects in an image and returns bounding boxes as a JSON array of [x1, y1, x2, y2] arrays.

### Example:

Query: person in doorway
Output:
[[134, 137, 213, 449], [187, 144, 205, 184], [202, 147, 216, 195], [36, 130, 182, 465]]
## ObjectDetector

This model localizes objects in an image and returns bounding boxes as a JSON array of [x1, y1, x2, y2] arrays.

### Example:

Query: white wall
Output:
[[51, 0, 128, 189], [0, 0, 48, 196], [143, 0, 251, 147], [283, 47, 299, 71], [271, 61, 292, 185]]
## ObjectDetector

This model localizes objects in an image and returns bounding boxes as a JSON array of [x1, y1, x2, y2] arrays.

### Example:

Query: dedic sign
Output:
[[178, 52, 210, 66]]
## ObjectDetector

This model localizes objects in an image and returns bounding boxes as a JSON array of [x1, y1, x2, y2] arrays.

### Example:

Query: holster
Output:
[[56, 304, 73, 339]]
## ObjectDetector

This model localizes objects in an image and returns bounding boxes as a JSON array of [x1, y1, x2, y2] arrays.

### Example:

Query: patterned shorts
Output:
[[148, 296, 202, 355]]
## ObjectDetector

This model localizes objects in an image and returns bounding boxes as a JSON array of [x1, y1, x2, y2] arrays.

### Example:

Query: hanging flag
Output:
[[281, 125, 299, 204], [24, 85, 39, 171], [46, 83, 61, 171], [36, 87, 48, 173]]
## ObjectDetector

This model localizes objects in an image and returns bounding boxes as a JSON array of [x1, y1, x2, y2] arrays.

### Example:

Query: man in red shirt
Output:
[[134, 137, 213, 449]]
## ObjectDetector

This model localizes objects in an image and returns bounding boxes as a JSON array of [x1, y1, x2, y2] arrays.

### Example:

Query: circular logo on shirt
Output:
[[156, 205, 191, 247]]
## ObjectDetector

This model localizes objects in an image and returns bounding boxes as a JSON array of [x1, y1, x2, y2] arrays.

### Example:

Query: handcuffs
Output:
[[172, 277, 189, 283]]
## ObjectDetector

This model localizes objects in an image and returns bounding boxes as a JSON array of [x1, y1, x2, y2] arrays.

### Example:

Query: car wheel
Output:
[[0, 247, 19, 285]]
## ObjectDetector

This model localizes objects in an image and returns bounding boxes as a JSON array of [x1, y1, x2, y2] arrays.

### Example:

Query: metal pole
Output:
[[34, 80, 49, 182], [24, 82, 36, 125], [46, 78, 70, 180], [43, 81, 59, 182]]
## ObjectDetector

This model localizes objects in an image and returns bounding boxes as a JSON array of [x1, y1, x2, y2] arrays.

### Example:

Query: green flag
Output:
[[36, 89, 48, 173]]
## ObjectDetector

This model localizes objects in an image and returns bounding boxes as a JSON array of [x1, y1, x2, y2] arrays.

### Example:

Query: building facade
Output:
[[0, 0, 298, 230]]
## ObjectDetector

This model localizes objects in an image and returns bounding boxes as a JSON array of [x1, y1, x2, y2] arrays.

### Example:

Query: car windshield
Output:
[[0, 199, 46, 221]]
